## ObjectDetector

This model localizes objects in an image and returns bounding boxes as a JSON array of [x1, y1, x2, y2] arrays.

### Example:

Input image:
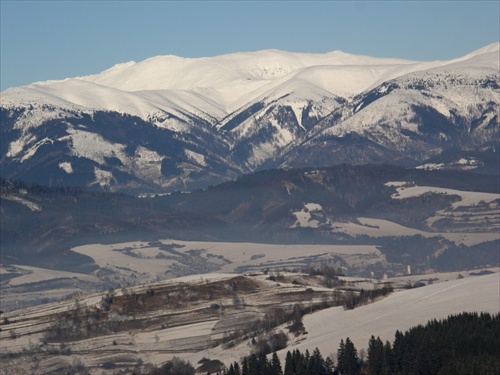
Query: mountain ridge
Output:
[[4, 44, 497, 117], [1, 44, 498, 193]]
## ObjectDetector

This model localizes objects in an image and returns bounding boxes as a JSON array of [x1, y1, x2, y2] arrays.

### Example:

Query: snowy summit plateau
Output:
[[1, 43, 499, 193]]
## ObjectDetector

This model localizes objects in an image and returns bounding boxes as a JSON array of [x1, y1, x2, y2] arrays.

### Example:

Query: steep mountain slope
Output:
[[281, 46, 499, 168], [0, 108, 241, 193], [1, 44, 498, 192]]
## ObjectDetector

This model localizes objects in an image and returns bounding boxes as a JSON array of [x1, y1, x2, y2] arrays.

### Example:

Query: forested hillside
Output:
[[1, 164, 498, 274], [218, 312, 499, 375]]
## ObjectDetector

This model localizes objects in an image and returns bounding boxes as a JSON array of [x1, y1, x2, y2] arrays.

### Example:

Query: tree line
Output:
[[213, 312, 499, 375]]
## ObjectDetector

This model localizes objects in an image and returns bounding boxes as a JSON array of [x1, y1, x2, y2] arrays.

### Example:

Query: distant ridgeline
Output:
[[216, 312, 499, 375], [1, 45, 498, 194], [1, 163, 499, 274]]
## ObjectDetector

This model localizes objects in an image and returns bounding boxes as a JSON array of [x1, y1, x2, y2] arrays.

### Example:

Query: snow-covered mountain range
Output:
[[1, 43, 498, 192]]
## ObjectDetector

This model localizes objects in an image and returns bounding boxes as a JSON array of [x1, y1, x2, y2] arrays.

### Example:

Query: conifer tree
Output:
[[248, 354, 259, 375], [324, 356, 334, 374], [234, 362, 241, 375], [242, 357, 249, 375], [227, 363, 236, 375], [337, 339, 346, 374], [284, 351, 294, 375], [337, 337, 359, 375], [392, 329, 405, 373], [368, 335, 384, 375], [258, 352, 269, 375], [309, 347, 325, 375], [293, 349, 306, 375], [383, 340, 393, 374], [271, 352, 283, 375]]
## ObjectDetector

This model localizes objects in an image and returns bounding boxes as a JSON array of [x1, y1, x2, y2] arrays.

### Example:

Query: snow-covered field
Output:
[[332, 217, 498, 246], [388, 183, 499, 209], [71, 241, 180, 277], [1, 267, 498, 374], [70, 239, 384, 279], [0, 265, 103, 311], [3, 226, 497, 311], [289, 184, 500, 246], [281, 272, 500, 358], [388, 183, 500, 235], [181, 271, 500, 367], [2, 265, 100, 287], [333, 217, 429, 238], [1, 239, 384, 311]]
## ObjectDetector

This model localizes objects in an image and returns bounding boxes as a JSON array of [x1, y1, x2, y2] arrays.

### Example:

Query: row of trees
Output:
[[220, 345, 343, 375], [215, 312, 499, 375]]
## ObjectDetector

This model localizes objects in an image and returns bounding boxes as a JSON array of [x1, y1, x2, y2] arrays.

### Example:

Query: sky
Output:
[[1, 1, 499, 91]]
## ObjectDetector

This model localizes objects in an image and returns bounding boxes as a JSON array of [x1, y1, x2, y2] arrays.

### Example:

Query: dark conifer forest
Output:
[[214, 312, 499, 375]]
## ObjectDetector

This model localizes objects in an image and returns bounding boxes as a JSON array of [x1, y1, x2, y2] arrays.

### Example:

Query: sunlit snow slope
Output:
[[275, 272, 500, 359], [1, 44, 498, 192]]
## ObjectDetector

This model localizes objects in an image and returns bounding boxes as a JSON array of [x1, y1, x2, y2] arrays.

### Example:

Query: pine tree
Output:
[[248, 354, 259, 375], [368, 335, 384, 375], [338, 337, 359, 375], [242, 357, 249, 375], [337, 339, 346, 374], [324, 356, 334, 374], [234, 362, 241, 375], [392, 329, 405, 373], [284, 351, 294, 375], [258, 352, 269, 375], [383, 340, 392, 375], [271, 352, 283, 375], [309, 347, 325, 375], [227, 363, 236, 375]]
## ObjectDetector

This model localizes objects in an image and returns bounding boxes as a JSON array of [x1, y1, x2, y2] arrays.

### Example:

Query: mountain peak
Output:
[[1, 44, 498, 194], [469, 42, 500, 55]]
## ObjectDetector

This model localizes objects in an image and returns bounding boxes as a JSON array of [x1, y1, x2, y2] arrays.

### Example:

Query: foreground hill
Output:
[[1, 44, 498, 192], [276, 272, 500, 363], [0, 271, 498, 374]]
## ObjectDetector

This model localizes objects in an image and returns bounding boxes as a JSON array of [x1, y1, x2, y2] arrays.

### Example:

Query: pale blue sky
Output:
[[1, 1, 499, 90]]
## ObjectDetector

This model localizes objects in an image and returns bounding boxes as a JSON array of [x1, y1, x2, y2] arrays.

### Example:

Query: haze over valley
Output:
[[1, 43, 499, 374]]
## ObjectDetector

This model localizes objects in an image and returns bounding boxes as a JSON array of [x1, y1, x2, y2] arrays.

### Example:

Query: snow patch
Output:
[[416, 163, 445, 170], [185, 149, 208, 166], [66, 128, 127, 165], [132, 147, 165, 182], [7, 265, 99, 286], [288, 101, 305, 130], [291, 203, 325, 228], [59, 162, 74, 174], [6, 133, 36, 158], [333, 217, 430, 238], [1, 195, 41, 212], [384, 181, 408, 187], [91, 167, 115, 188], [391, 185, 499, 209], [20, 138, 54, 162]]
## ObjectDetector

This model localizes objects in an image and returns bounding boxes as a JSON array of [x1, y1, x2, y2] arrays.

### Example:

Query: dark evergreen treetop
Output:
[[215, 312, 499, 375]]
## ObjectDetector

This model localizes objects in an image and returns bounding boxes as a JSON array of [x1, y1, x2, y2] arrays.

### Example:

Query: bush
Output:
[[148, 357, 195, 375], [197, 358, 224, 374], [101, 361, 116, 369]]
